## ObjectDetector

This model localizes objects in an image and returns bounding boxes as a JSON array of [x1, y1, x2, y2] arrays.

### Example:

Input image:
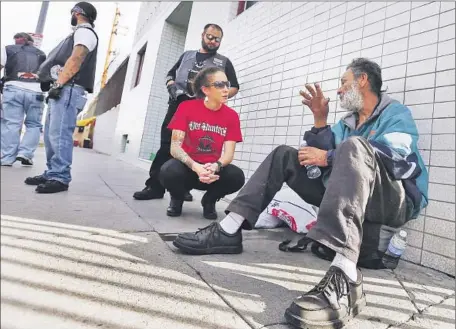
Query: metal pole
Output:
[[101, 5, 121, 88], [35, 1, 50, 34]]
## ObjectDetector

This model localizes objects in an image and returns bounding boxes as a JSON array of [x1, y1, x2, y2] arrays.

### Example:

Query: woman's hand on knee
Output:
[[192, 162, 218, 183], [199, 173, 219, 184]]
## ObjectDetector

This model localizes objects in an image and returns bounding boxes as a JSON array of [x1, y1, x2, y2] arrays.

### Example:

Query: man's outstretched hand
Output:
[[300, 83, 330, 128]]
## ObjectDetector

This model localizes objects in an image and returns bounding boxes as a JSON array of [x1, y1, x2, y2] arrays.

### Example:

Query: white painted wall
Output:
[[112, 3, 180, 164], [184, 2, 235, 51], [92, 105, 120, 156]]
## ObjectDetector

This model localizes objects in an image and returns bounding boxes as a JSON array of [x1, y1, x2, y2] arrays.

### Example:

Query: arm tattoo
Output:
[[57, 45, 89, 85], [170, 130, 194, 169]]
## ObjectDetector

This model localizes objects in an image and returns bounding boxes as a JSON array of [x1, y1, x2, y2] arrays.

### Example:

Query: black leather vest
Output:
[[38, 26, 98, 93], [4, 44, 46, 83], [174, 51, 228, 97]]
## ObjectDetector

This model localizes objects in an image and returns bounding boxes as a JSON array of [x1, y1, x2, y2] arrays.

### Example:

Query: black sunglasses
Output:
[[206, 81, 231, 89], [71, 6, 87, 17], [205, 33, 222, 43]]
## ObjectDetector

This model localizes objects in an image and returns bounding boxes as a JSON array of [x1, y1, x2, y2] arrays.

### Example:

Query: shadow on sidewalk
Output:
[[1, 149, 455, 329]]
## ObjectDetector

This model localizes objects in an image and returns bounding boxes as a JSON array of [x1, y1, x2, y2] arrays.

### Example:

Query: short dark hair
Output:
[[193, 67, 224, 99], [14, 32, 34, 43], [346, 58, 383, 96], [204, 23, 223, 37]]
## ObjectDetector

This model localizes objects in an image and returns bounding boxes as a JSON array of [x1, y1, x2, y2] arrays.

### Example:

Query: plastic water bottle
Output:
[[300, 140, 321, 179], [382, 230, 408, 270]]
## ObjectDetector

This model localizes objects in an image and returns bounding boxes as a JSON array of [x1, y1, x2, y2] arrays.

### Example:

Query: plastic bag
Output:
[[255, 187, 318, 233]]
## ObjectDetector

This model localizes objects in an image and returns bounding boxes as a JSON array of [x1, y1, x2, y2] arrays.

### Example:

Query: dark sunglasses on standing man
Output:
[[205, 33, 222, 43]]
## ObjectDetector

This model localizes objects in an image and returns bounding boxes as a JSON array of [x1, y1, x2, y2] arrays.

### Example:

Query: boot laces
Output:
[[194, 222, 218, 236], [311, 267, 351, 305]]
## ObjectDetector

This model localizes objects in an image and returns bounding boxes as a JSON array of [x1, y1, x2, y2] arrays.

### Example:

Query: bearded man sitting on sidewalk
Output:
[[172, 58, 429, 329]]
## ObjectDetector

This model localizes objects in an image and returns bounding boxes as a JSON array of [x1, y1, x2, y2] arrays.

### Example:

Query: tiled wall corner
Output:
[[218, 1, 455, 274]]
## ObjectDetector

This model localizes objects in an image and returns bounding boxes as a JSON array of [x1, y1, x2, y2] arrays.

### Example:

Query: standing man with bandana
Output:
[[24, 2, 98, 193], [133, 23, 240, 202], [1, 33, 46, 166]]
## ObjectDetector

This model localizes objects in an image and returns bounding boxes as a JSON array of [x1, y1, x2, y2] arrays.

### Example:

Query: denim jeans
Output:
[[1, 85, 44, 164], [42, 85, 87, 185]]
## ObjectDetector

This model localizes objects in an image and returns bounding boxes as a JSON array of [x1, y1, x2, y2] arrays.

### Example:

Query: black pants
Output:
[[145, 95, 192, 193], [226, 137, 409, 263], [159, 159, 245, 202]]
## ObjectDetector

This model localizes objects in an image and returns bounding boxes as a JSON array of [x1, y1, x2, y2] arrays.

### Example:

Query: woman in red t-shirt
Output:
[[159, 67, 245, 219]]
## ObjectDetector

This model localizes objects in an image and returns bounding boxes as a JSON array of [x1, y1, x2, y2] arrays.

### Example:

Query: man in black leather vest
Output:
[[133, 23, 240, 202], [1, 33, 46, 166], [25, 2, 99, 194]]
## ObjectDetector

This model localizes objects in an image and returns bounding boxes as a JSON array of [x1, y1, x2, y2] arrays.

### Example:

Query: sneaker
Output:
[[25, 175, 47, 185], [16, 155, 33, 166], [166, 197, 184, 217], [184, 191, 193, 202], [133, 186, 164, 200], [173, 222, 243, 255], [284, 266, 366, 329], [35, 180, 69, 194], [201, 193, 218, 220]]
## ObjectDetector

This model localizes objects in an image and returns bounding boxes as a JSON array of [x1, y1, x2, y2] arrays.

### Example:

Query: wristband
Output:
[[216, 161, 223, 172]]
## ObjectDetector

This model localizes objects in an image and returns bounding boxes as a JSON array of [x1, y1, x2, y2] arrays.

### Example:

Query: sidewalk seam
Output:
[[97, 174, 155, 232], [387, 269, 455, 329], [385, 293, 455, 329], [394, 270, 423, 314], [258, 322, 288, 328], [183, 261, 257, 329]]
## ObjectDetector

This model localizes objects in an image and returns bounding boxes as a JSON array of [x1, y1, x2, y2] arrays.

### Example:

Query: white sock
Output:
[[331, 253, 358, 282], [219, 212, 245, 234]]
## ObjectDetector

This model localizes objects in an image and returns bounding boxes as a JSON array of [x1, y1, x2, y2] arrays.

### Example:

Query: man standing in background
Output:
[[133, 23, 240, 202], [24, 2, 98, 193], [1, 32, 46, 166]]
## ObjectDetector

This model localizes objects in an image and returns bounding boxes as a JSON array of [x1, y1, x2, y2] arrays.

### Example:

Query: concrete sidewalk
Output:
[[1, 148, 454, 329]]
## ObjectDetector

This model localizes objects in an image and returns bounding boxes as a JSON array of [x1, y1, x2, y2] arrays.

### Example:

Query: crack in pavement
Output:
[[183, 260, 257, 329], [161, 240, 256, 329], [99, 174, 254, 327], [259, 322, 289, 328], [98, 174, 155, 232], [385, 291, 455, 329], [394, 271, 423, 314]]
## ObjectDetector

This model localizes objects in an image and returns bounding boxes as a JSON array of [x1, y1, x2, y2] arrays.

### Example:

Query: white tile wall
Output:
[[122, 1, 455, 275], [219, 1, 455, 275]]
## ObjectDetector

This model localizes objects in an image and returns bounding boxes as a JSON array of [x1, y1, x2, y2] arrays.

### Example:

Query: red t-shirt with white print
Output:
[[168, 99, 243, 164]]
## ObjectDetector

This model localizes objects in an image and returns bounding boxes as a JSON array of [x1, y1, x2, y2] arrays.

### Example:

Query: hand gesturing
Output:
[[299, 83, 330, 127]]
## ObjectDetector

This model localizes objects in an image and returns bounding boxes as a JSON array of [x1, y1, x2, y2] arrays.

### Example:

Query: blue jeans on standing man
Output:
[[42, 84, 87, 185], [1, 85, 44, 165]]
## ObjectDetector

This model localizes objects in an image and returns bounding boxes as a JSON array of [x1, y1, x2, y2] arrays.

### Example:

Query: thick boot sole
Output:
[[173, 239, 243, 255], [133, 193, 164, 200], [35, 186, 69, 194], [166, 209, 182, 217], [16, 156, 33, 166], [284, 294, 366, 329]]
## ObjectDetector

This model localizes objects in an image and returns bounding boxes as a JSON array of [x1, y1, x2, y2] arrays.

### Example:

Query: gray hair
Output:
[[346, 58, 383, 96]]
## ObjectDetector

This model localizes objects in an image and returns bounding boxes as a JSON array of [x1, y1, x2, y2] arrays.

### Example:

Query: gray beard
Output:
[[340, 84, 364, 112]]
